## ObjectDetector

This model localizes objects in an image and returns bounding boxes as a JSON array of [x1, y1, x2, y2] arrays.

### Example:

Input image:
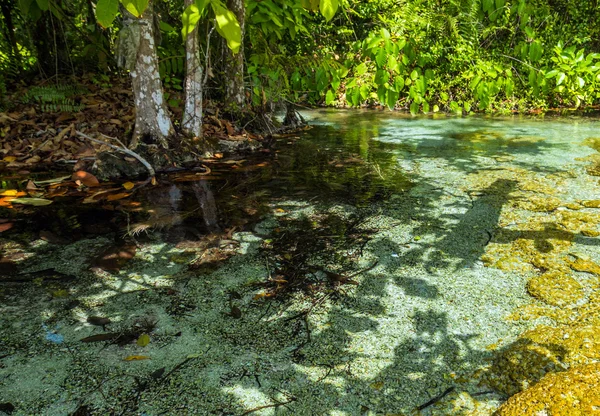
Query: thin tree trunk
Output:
[[224, 0, 245, 110], [127, 0, 174, 148], [181, 0, 203, 137]]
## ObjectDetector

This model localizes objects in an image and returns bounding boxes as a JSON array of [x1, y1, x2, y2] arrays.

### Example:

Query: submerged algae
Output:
[[495, 363, 600, 416], [526, 271, 584, 307]]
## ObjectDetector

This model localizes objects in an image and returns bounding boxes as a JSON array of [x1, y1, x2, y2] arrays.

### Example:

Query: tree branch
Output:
[[75, 131, 156, 179]]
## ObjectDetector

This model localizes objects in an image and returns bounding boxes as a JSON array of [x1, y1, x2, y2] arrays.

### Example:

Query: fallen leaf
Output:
[[0, 190, 18, 196], [72, 171, 100, 187], [11, 197, 53, 206], [2, 156, 17, 162], [106, 192, 131, 201], [34, 175, 71, 185], [122, 181, 135, 190], [124, 355, 150, 361], [0, 222, 13, 233], [0, 199, 13, 208], [25, 155, 41, 164], [26, 180, 39, 191], [136, 333, 150, 347]]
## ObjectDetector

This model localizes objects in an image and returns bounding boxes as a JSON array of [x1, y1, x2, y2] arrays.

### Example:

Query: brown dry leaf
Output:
[[54, 124, 74, 143], [106, 192, 131, 201], [109, 119, 122, 125], [26, 181, 39, 191], [45, 188, 69, 198], [0, 222, 14, 233], [72, 171, 100, 187], [25, 155, 41, 164]]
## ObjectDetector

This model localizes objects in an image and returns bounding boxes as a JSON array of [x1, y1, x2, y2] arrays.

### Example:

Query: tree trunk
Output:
[[181, 0, 203, 137], [127, 0, 174, 149], [224, 0, 245, 111]]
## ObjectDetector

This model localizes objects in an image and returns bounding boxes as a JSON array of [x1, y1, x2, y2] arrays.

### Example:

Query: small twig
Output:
[[203, 25, 215, 87], [417, 387, 455, 411], [240, 396, 297, 416], [75, 131, 156, 179]]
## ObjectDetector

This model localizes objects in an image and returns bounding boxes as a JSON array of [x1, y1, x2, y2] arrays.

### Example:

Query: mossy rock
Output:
[[495, 363, 600, 416], [526, 272, 584, 307]]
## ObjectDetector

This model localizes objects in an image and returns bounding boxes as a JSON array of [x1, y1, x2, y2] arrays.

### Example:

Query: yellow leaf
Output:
[[0, 189, 18, 196], [123, 181, 135, 190], [370, 381, 384, 390], [3, 156, 17, 162], [136, 333, 150, 347], [124, 355, 150, 361]]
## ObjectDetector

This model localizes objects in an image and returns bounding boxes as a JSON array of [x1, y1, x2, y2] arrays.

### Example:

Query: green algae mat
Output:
[[1, 111, 600, 415]]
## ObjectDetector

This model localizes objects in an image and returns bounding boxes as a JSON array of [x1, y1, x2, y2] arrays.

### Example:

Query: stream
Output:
[[1, 110, 600, 415]]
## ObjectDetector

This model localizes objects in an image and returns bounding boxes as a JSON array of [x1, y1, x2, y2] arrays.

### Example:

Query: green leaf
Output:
[[469, 75, 482, 91], [121, 0, 149, 17], [319, 0, 338, 22], [374, 69, 389, 86], [577, 77, 585, 88], [355, 62, 368, 76], [212, 2, 242, 53], [410, 69, 419, 80], [325, 89, 335, 105], [375, 48, 387, 68], [409, 101, 419, 115], [545, 69, 559, 78], [387, 55, 399, 73], [95, 0, 119, 28], [182, 4, 202, 39], [11, 198, 53, 206], [556, 72, 566, 86], [422, 101, 430, 113], [394, 76, 404, 92], [35, 0, 48, 11], [387, 89, 399, 110], [529, 41, 543, 62]]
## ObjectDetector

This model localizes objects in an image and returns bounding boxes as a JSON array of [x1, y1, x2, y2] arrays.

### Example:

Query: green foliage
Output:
[[182, 0, 242, 54], [544, 43, 600, 107], [247, 0, 310, 40], [22, 85, 86, 112]]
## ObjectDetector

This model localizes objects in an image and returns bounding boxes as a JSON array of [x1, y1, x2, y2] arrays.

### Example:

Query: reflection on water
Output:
[[1, 111, 599, 245]]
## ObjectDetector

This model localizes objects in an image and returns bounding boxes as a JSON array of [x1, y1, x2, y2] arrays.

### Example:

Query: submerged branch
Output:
[[75, 131, 156, 179]]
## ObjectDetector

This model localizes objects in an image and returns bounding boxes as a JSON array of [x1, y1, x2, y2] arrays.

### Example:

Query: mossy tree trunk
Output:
[[181, 0, 203, 138], [127, 0, 174, 149], [223, 0, 245, 111]]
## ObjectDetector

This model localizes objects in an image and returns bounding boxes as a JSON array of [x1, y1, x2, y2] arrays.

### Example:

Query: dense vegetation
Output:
[[1, 0, 599, 119]]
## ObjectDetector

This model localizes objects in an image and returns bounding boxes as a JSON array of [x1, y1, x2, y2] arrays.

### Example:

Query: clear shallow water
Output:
[[1, 111, 600, 415]]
